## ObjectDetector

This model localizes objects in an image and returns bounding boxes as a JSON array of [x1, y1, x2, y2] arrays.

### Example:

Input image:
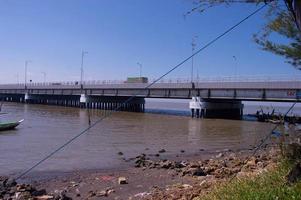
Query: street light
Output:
[[233, 56, 238, 80], [24, 60, 31, 87], [137, 62, 142, 78], [41, 72, 46, 83], [15, 73, 19, 84], [80, 50, 88, 86], [191, 36, 197, 82]]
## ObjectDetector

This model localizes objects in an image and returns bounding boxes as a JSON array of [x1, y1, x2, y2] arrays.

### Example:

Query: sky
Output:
[[0, 0, 300, 84]]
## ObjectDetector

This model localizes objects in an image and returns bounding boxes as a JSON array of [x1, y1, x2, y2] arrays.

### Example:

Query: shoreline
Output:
[[0, 142, 281, 200], [16, 146, 259, 183]]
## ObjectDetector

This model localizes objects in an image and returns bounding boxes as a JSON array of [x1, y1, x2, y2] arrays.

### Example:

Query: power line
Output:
[[229, 102, 297, 182], [15, 3, 269, 180]]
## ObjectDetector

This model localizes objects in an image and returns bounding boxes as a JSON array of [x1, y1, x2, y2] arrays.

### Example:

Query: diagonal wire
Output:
[[229, 102, 296, 181], [15, 2, 269, 180]]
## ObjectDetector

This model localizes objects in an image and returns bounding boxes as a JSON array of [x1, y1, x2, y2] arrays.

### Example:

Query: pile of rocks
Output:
[[134, 149, 275, 179], [0, 176, 72, 200]]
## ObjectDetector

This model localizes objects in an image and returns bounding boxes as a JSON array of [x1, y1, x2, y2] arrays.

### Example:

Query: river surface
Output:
[[0, 100, 300, 177]]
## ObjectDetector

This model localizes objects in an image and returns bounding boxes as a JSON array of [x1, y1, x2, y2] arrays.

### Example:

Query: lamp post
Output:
[[41, 72, 46, 84], [137, 62, 142, 79], [191, 36, 197, 83], [233, 56, 238, 80], [15, 73, 19, 84], [24, 60, 31, 88], [80, 50, 88, 86]]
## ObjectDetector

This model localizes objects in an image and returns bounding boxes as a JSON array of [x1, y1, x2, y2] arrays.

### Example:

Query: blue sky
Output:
[[0, 0, 300, 84]]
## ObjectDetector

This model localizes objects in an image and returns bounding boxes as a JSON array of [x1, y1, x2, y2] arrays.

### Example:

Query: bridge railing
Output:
[[1, 75, 301, 87]]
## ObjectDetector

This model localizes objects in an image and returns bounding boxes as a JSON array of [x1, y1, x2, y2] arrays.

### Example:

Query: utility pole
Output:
[[80, 50, 88, 87], [24, 60, 31, 88], [16, 73, 19, 84], [191, 36, 197, 83], [233, 56, 238, 79], [137, 62, 142, 79], [196, 67, 200, 83], [41, 72, 46, 83]]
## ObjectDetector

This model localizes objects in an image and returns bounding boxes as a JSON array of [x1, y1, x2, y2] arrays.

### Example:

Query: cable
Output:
[[15, 3, 269, 180]]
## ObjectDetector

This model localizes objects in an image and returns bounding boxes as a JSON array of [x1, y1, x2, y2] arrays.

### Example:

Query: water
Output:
[[0, 100, 299, 177]]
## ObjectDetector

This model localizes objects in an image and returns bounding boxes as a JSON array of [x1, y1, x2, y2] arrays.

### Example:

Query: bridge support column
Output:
[[80, 94, 88, 108], [202, 99, 244, 119], [24, 93, 30, 103]]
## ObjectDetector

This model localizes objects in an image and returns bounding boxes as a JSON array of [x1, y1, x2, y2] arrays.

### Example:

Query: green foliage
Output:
[[253, 1, 301, 68], [192, 0, 301, 69], [200, 161, 301, 200]]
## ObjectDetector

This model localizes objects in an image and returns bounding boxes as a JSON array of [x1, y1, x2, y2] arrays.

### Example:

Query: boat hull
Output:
[[0, 119, 23, 131]]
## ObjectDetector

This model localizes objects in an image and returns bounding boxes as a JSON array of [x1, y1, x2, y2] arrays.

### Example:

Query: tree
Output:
[[189, 0, 301, 68]]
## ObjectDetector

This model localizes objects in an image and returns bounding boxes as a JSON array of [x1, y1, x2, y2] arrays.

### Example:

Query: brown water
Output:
[[0, 102, 280, 177]]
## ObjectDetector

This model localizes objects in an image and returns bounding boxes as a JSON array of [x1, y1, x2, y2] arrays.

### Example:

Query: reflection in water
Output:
[[188, 119, 200, 146], [0, 102, 276, 176]]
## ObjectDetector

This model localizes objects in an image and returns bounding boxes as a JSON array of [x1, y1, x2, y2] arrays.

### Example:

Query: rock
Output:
[[216, 153, 224, 158], [6, 178, 17, 187], [200, 149, 205, 151], [15, 191, 32, 199], [75, 188, 80, 197], [237, 171, 252, 178], [182, 167, 206, 176], [246, 157, 257, 168], [53, 190, 72, 200], [174, 161, 185, 169], [107, 188, 115, 195], [192, 168, 207, 176], [180, 150, 185, 153], [0, 177, 7, 188], [88, 190, 96, 197], [287, 162, 301, 184], [134, 192, 151, 198], [182, 184, 192, 189], [118, 177, 128, 185], [35, 195, 54, 200], [117, 152, 123, 156], [160, 160, 173, 169], [96, 190, 107, 197], [158, 149, 166, 153], [189, 162, 200, 168], [31, 189, 47, 196], [257, 161, 265, 168]]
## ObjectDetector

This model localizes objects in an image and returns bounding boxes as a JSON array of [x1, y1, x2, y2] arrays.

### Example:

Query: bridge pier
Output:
[[0, 93, 146, 113], [190, 97, 243, 119], [201, 99, 244, 119]]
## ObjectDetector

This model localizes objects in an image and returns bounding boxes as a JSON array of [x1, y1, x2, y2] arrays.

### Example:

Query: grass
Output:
[[200, 161, 301, 200]]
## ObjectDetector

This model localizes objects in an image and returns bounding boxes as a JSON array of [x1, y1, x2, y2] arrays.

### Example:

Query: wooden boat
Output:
[[0, 119, 24, 131]]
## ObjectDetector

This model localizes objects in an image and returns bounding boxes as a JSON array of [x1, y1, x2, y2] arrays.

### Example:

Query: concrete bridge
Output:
[[1, 78, 301, 118]]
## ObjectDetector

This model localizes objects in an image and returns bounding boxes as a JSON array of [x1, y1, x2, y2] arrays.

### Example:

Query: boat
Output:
[[0, 119, 24, 131]]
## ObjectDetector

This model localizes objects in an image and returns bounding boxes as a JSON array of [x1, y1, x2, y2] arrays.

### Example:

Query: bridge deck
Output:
[[0, 81, 301, 102]]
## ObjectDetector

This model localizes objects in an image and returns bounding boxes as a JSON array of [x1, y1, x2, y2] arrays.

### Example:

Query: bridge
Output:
[[1, 77, 300, 119]]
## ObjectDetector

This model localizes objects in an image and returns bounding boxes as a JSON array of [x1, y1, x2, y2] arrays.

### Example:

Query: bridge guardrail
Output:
[[1, 75, 301, 87]]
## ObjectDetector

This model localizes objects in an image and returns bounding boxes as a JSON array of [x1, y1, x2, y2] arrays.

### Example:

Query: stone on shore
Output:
[[118, 177, 128, 184], [158, 149, 166, 153]]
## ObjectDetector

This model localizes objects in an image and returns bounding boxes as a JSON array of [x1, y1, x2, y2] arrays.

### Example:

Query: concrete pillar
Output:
[[202, 100, 244, 119], [24, 93, 29, 103], [196, 109, 200, 118]]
